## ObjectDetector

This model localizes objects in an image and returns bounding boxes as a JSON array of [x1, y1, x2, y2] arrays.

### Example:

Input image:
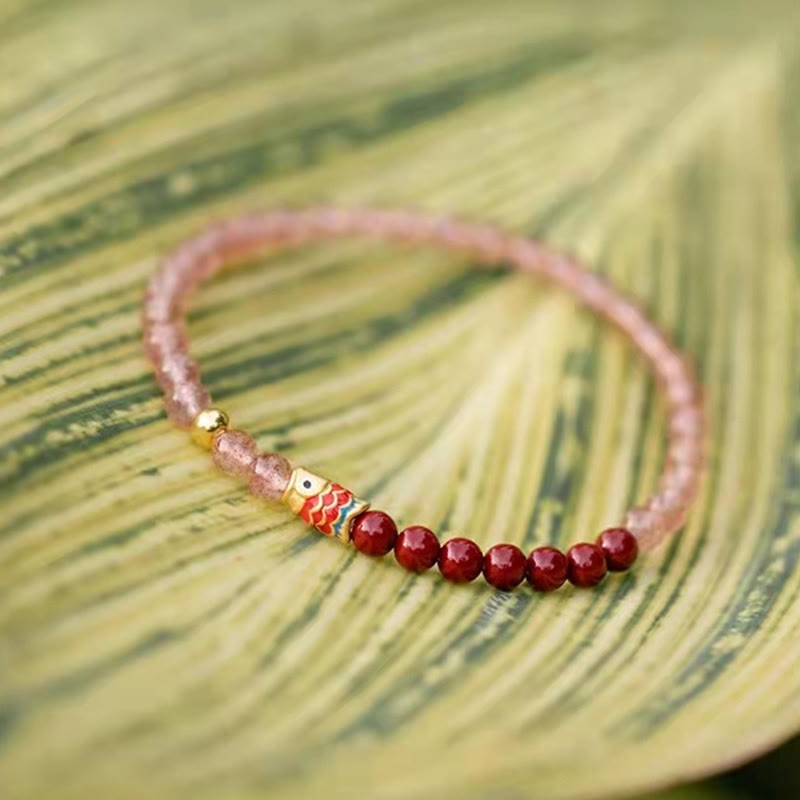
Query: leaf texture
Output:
[[1, 2, 800, 799]]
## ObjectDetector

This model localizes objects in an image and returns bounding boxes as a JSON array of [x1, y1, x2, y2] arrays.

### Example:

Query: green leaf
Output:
[[1, 1, 800, 799]]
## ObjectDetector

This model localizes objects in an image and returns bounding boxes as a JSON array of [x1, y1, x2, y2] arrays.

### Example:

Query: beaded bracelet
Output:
[[142, 208, 705, 592]]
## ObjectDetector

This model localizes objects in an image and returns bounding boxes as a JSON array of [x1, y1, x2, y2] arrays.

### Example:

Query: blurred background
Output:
[[2, 1, 800, 798]]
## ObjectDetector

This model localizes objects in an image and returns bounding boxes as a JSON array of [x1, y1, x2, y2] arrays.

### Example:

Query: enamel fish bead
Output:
[[281, 467, 370, 543]]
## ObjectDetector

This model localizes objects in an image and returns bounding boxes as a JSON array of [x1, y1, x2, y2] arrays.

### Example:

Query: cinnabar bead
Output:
[[351, 510, 397, 556], [567, 543, 607, 587], [483, 544, 527, 590], [395, 525, 440, 572], [526, 546, 568, 592], [597, 527, 638, 571], [438, 537, 483, 583]]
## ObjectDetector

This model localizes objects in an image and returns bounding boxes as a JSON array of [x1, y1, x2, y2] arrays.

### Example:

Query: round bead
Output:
[[248, 452, 292, 501], [624, 506, 664, 544], [483, 543, 526, 590], [438, 538, 483, 583], [351, 510, 397, 557], [166, 382, 211, 428], [212, 429, 257, 476], [596, 527, 638, 571], [567, 543, 608, 587], [191, 408, 229, 448], [395, 526, 440, 572], [526, 546, 568, 592]]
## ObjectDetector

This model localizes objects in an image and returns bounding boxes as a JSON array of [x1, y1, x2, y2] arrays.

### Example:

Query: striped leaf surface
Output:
[[1, 1, 800, 798]]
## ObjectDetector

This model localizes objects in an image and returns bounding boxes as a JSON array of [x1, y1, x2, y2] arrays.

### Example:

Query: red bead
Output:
[[483, 544, 526, 590], [351, 510, 397, 557], [438, 537, 483, 583], [596, 527, 638, 571], [567, 543, 607, 587], [395, 525, 440, 572], [526, 546, 568, 592]]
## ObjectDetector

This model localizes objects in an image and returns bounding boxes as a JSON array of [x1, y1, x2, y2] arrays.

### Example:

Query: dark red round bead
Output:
[[395, 525, 440, 572], [596, 527, 638, 571], [567, 543, 607, 587], [438, 537, 483, 583], [526, 546, 568, 592], [351, 510, 397, 557], [483, 543, 526, 590]]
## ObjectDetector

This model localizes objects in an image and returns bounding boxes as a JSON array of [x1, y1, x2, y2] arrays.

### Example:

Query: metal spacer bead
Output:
[[191, 408, 229, 449]]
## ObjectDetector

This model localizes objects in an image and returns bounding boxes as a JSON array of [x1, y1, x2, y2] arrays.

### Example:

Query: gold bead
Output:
[[191, 408, 229, 449]]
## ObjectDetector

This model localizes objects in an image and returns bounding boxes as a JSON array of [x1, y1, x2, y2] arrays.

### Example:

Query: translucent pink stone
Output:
[[164, 382, 210, 428], [212, 430, 257, 476], [155, 352, 200, 393], [669, 406, 704, 437], [666, 379, 699, 407], [633, 325, 671, 363], [506, 239, 544, 271], [661, 462, 698, 499], [667, 436, 703, 468], [644, 493, 687, 530], [142, 320, 187, 357], [470, 225, 509, 262], [248, 452, 292, 501], [576, 274, 614, 311], [624, 506, 668, 550], [657, 352, 688, 384], [143, 284, 175, 325]]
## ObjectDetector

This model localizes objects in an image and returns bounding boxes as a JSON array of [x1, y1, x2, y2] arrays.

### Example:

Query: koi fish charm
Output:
[[281, 467, 369, 543]]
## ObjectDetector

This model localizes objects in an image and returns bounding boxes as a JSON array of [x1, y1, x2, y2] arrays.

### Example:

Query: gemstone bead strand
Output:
[[143, 208, 705, 593]]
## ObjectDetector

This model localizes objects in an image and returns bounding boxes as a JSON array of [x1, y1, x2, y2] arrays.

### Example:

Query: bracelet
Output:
[[142, 208, 705, 592]]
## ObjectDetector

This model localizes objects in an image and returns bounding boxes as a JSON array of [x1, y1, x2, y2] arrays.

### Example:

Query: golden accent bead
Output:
[[191, 408, 229, 449]]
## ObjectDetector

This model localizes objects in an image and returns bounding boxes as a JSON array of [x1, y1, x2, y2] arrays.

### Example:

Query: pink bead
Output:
[[609, 299, 648, 334], [666, 436, 703, 468], [436, 218, 477, 249], [624, 506, 661, 538], [309, 207, 351, 236], [143, 284, 176, 325], [669, 406, 704, 437], [149, 262, 190, 308], [142, 321, 187, 360], [657, 352, 687, 384], [576, 274, 613, 310], [155, 352, 200, 392], [470, 225, 509, 262], [212, 430, 257, 476], [164, 382, 210, 428], [644, 484, 690, 536], [632, 325, 667, 359], [666, 379, 699, 407], [248, 452, 292, 501], [660, 462, 699, 500], [645, 492, 681, 520], [506, 238, 544, 271]]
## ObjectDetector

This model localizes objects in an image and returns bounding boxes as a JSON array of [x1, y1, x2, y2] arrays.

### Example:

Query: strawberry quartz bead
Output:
[[212, 429, 257, 476], [438, 538, 483, 583], [596, 527, 638, 571], [248, 452, 292, 501], [351, 510, 398, 557], [526, 546, 568, 592], [567, 543, 608, 587], [395, 525, 440, 572], [483, 544, 527, 591]]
